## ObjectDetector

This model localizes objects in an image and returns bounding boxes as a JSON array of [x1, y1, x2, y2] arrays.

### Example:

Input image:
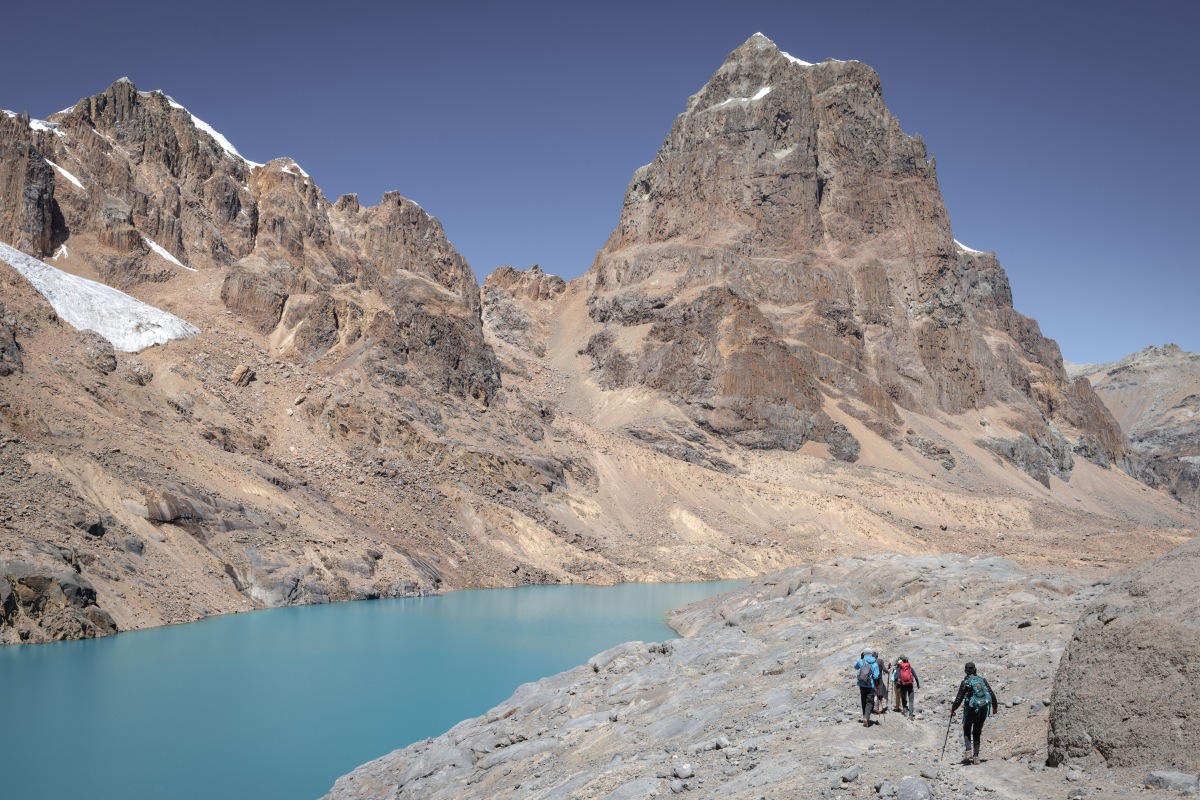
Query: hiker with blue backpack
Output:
[[950, 661, 1000, 764], [853, 650, 882, 726]]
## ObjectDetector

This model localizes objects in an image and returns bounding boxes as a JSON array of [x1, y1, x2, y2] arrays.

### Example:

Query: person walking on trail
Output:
[[950, 661, 999, 764], [854, 649, 882, 726], [892, 659, 903, 713], [875, 657, 891, 717], [893, 655, 920, 718]]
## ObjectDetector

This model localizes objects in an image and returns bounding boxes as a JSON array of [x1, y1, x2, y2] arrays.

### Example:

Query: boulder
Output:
[[1144, 771, 1200, 791], [1048, 535, 1200, 769]]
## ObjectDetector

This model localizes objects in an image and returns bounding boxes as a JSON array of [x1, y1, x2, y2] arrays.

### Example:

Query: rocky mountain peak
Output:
[[580, 34, 1128, 482]]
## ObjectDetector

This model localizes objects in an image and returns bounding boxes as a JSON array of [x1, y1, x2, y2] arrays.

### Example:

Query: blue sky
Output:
[[2, 0, 1195, 363]]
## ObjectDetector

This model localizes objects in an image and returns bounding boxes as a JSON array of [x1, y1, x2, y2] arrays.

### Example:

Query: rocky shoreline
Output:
[[323, 553, 1199, 799]]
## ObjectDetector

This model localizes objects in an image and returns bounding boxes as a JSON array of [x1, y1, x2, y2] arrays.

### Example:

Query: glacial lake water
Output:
[[0, 581, 742, 800]]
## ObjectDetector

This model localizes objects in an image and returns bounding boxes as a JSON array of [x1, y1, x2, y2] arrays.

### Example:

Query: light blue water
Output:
[[0, 581, 741, 800]]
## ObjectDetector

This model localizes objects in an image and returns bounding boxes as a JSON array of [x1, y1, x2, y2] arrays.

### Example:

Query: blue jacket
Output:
[[854, 655, 880, 688]]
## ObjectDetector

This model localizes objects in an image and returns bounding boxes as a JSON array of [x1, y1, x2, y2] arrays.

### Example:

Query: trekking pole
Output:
[[939, 711, 955, 761]]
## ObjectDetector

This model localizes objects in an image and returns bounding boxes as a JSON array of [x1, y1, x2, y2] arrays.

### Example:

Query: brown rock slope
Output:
[[2, 50, 1198, 646], [1048, 534, 1200, 770], [576, 34, 1126, 486], [1069, 345, 1200, 507]]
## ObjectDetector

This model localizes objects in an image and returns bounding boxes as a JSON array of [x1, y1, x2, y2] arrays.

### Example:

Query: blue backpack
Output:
[[965, 675, 991, 715]]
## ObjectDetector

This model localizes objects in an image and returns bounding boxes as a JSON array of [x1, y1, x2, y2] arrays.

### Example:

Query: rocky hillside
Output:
[[325, 554, 1189, 799], [1068, 345, 1200, 507], [3, 38, 1198, 644]]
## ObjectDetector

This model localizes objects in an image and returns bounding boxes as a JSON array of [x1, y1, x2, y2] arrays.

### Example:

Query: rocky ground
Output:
[[323, 553, 1197, 800]]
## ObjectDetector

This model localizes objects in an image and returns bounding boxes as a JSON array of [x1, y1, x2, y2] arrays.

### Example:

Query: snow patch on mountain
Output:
[[954, 239, 984, 254], [713, 86, 772, 110], [143, 236, 194, 271], [0, 240, 200, 352], [45, 159, 85, 190], [159, 94, 264, 168], [2, 110, 64, 137]]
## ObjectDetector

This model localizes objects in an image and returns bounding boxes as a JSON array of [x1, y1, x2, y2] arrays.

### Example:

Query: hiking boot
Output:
[[962, 749, 972, 762], [971, 754, 980, 765]]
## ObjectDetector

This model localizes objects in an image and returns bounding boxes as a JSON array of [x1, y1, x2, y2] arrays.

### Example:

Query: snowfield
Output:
[[0, 240, 200, 352]]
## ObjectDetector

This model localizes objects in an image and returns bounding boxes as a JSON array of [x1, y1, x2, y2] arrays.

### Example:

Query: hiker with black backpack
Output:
[[853, 649, 882, 726], [893, 655, 921, 718], [949, 661, 999, 764]]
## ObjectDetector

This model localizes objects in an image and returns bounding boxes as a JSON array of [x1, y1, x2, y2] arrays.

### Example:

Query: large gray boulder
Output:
[[1048, 534, 1200, 769]]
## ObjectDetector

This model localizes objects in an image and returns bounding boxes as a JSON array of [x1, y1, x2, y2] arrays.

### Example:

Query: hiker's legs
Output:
[[860, 686, 874, 723], [900, 685, 914, 713], [963, 709, 985, 758]]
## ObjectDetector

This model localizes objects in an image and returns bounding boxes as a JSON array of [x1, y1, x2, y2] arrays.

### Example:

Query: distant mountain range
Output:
[[2, 34, 1196, 644], [1068, 345, 1200, 507]]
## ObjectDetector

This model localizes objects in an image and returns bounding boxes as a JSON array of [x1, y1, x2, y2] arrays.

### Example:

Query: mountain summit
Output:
[[580, 33, 1125, 484]]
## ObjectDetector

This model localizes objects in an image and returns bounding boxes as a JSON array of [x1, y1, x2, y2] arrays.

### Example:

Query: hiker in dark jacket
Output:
[[950, 661, 999, 764], [892, 655, 921, 717], [874, 657, 891, 717], [853, 650, 881, 726]]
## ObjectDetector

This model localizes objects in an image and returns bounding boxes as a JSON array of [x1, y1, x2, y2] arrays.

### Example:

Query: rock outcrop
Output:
[[1048, 534, 1200, 770], [0, 111, 56, 258], [582, 34, 1127, 479], [1, 558, 118, 642], [1070, 345, 1200, 507]]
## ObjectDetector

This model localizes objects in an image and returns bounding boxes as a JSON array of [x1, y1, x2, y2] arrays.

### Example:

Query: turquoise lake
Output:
[[0, 581, 742, 800]]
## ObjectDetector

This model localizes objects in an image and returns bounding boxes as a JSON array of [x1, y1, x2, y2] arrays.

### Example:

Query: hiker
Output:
[[950, 661, 999, 764], [853, 649, 881, 726], [893, 655, 921, 717], [874, 656, 891, 717], [892, 660, 903, 713]]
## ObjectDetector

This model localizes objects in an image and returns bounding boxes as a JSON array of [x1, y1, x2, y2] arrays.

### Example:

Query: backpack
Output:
[[857, 659, 875, 686], [898, 661, 914, 686], [965, 675, 991, 714]]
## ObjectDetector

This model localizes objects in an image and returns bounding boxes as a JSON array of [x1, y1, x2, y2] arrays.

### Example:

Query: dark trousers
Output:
[[962, 707, 987, 754], [898, 684, 915, 713], [860, 686, 874, 722]]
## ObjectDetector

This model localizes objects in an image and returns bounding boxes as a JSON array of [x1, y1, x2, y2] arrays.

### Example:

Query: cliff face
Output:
[[583, 34, 1127, 482]]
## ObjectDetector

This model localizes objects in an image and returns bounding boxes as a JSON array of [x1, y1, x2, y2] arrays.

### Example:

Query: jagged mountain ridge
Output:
[[2, 36, 1196, 644]]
